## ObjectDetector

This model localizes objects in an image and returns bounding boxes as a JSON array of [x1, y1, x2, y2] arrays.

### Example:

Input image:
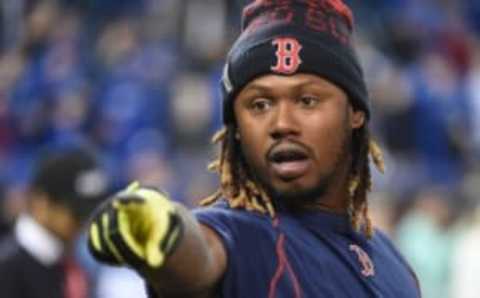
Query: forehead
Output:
[[238, 73, 346, 96]]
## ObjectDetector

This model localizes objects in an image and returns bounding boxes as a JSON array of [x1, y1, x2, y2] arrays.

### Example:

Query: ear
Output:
[[350, 109, 365, 129], [235, 131, 240, 140]]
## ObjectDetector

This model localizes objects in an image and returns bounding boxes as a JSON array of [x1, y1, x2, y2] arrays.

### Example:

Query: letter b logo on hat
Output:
[[271, 37, 302, 75]]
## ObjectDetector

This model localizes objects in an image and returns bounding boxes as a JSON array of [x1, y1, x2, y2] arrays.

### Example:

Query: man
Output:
[[87, 1, 421, 297], [0, 146, 109, 298]]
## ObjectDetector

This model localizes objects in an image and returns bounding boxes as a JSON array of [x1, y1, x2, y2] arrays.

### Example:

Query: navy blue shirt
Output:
[[194, 203, 420, 298]]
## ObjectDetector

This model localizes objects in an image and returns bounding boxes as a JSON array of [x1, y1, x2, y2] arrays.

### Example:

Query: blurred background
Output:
[[0, 0, 479, 297]]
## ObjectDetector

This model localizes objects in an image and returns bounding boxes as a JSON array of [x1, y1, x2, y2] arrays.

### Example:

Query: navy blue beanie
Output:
[[221, 0, 369, 124]]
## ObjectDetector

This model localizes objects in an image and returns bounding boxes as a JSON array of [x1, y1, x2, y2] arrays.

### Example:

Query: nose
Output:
[[269, 100, 300, 140]]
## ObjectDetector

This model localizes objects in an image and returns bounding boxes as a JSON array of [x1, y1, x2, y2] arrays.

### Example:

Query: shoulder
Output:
[[193, 201, 271, 230], [193, 201, 276, 252], [0, 235, 25, 275], [370, 229, 422, 295], [367, 228, 409, 264], [193, 203, 279, 297], [370, 229, 405, 259], [371, 229, 420, 281]]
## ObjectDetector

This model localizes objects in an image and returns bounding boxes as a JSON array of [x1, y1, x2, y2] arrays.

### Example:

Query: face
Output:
[[47, 202, 83, 243], [30, 193, 83, 244], [234, 74, 365, 210]]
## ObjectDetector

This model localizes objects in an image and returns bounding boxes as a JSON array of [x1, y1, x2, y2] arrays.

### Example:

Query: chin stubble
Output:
[[262, 125, 352, 208]]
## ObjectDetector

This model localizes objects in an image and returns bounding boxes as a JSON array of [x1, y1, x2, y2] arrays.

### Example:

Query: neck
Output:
[[289, 161, 352, 215], [305, 188, 349, 214]]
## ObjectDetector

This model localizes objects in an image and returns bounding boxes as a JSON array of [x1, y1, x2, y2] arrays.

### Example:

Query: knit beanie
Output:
[[221, 0, 369, 124]]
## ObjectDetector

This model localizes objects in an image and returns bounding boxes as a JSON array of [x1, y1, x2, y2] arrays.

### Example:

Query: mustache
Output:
[[266, 139, 312, 161]]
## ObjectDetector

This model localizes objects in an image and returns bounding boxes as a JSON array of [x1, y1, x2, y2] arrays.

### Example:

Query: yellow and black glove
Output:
[[87, 182, 183, 270]]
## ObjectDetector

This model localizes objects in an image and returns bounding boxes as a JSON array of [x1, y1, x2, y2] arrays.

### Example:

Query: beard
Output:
[[252, 125, 353, 211], [263, 172, 332, 207]]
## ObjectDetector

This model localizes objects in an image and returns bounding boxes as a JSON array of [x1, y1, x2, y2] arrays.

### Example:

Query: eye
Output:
[[298, 95, 319, 108], [249, 98, 272, 113]]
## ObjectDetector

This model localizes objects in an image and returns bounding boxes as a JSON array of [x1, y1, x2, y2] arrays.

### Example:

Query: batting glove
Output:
[[87, 182, 183, 270]]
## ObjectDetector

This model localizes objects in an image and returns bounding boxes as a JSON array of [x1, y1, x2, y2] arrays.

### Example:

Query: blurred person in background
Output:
[[396, 187, 460, 298], [450, 206, 480, 298], [0, 145, 109, 298], [449, 170, 480, 298]]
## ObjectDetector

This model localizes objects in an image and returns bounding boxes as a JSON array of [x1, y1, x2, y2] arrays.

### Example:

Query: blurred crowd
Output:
[[0, 0, 480, 297]]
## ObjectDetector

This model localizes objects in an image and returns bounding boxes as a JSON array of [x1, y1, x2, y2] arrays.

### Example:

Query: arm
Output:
[[87, 184, 227, 298], [145, 204, 227, 297]]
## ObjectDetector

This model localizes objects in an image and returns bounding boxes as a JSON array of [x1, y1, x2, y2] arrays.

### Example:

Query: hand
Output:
[[87, 182, 183, 270]]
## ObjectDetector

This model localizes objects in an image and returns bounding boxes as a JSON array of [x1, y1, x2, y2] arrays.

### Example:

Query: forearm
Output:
[[143, 203, 225, 296]]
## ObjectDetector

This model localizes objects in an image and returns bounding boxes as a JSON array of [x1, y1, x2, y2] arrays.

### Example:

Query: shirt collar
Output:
[[289, 209, 370, 244], [15, 214, 64, 266], [291, 209, 353, 235]]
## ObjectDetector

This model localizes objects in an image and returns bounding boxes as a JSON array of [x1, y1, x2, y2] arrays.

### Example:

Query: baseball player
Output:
[[87, 1, 421, 297]]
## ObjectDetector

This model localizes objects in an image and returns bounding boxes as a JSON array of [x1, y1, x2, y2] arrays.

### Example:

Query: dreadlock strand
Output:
[[201, 130, 226, 206], [263, 196, 276, 217], [369, 139, 385, 174], [365, 147, 374, 193], [352, 182, 367, 232], [348, 175, 359, 198], [245, 183, 267, 213], [220, 157, 232, 189], [207, 160, 220, 172], [360, 142, 374, 237], [245, 179, 260, 196], [201, 125, 286, 218], [212, 127, 227, 144], [236, 182, 252, 210], [229, 191, 245, 208], [349, 125, 370, 233], [363, 200, 374, 237], [357, 127, 376, 238], [233, 184, 252, 210], [248, 180, 274, 215], [201, 127, 232, 207], [249, 195, 267, 213], [200, 190, 222, 206], [214, 129, 231, 194], [251, 186, 275, 217], [220, 138, 238, 199], [347, 174, 358, 219]]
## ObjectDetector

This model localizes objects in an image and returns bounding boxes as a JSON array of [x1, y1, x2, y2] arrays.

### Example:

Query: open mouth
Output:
[[270, 149, 308, 163], [268, 144, 311, 180]]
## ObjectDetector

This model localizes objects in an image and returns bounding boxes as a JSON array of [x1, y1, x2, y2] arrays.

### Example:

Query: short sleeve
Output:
[[194, 205, 242, 296], [194, 205, 238, 264], [193, 204, 275, 298]]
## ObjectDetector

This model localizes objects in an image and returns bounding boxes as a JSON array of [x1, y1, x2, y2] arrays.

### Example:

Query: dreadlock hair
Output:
[[200, 124, 276, 217], [347, 125, 385, 237], [200, 122, 385, 238]]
